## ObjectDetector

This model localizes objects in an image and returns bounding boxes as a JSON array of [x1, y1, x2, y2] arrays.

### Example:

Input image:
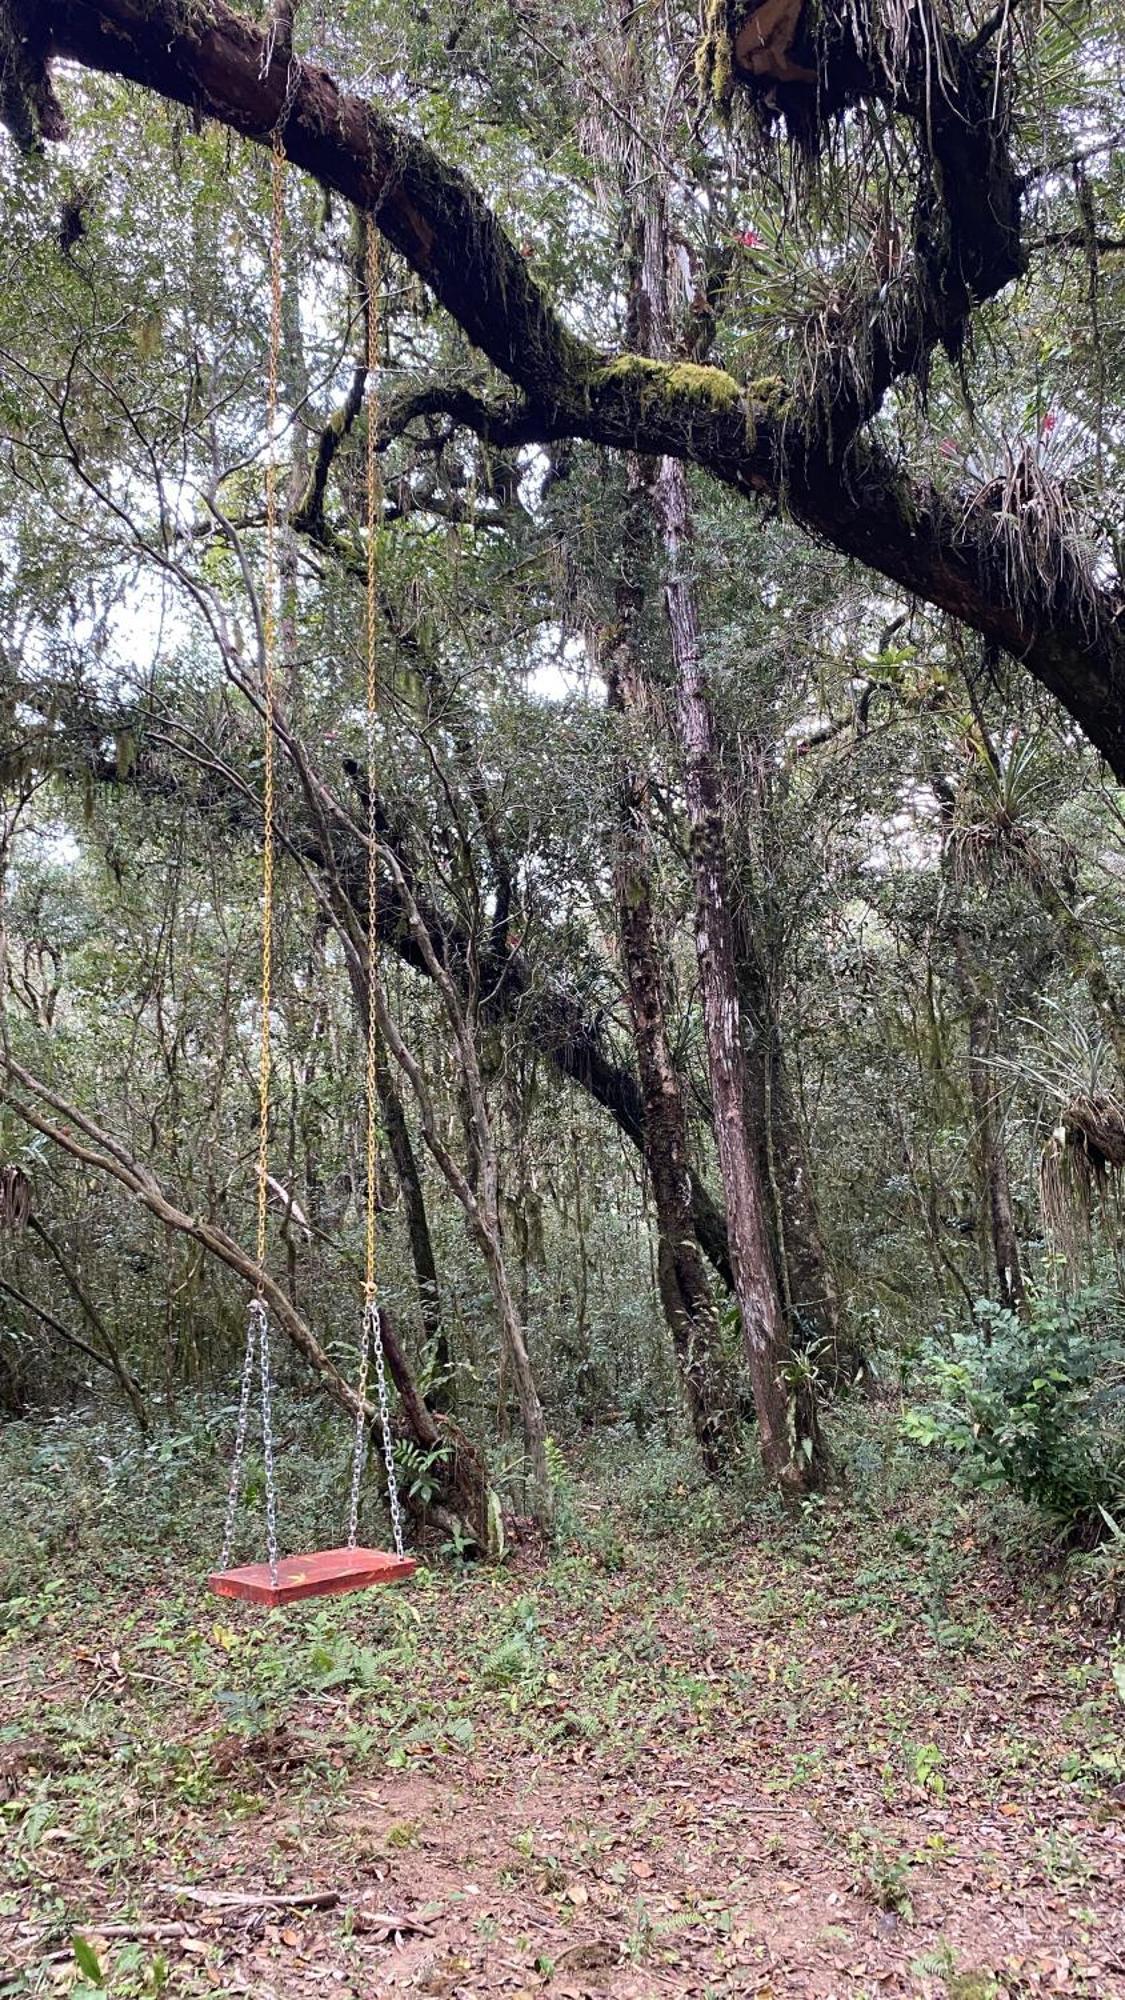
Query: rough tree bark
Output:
[[615, 92, 824, 1484], [652, 452, 822, 1491], [602, 600, 740, 1473]]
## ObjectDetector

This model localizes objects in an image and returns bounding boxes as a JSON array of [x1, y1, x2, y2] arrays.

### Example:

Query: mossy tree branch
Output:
[[20, 0, 1125, 781]]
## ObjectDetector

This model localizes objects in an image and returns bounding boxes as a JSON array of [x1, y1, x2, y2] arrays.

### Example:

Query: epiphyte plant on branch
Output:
[[2, 0, 1123, 776]]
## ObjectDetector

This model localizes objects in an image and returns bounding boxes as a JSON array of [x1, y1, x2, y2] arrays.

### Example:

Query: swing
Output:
[[210, 145, 415, 1608]]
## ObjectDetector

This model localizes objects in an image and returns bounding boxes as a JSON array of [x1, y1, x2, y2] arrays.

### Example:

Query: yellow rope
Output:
[[256, 133, 286, 1280], [364, 219, 382, 1301]]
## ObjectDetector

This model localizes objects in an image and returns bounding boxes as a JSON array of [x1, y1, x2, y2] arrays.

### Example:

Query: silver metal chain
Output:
[[372, 1303, 406, 1558], [346, 1300, 372, 1549], [348, 1298, 405, 1558], [218, 1296, 280, 1586], [257, 1301, 280, 1584], [219, 1301, 258, 1572]]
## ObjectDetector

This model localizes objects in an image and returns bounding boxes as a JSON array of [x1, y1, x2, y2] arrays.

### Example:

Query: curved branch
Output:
[[1, 1054, 362, 1413], [23, 0, 1125, 780]]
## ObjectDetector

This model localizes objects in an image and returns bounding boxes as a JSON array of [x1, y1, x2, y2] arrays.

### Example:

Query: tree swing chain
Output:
[[349, 218, 406, 1560]]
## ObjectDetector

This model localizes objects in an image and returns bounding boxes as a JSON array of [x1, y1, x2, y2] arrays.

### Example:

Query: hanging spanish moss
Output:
[[1040, 1096, 1125, 1273]]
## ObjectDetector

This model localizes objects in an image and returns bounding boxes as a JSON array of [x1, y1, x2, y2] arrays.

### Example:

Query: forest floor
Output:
[[2, 1425, 1125, 2000]]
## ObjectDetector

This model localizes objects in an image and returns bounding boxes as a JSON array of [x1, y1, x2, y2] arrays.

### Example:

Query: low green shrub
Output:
[[902, 1287, 1125, 1544]]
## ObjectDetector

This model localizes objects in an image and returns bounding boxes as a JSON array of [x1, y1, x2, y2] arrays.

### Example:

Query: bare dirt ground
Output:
[[3, 1483, 1125, 1998]]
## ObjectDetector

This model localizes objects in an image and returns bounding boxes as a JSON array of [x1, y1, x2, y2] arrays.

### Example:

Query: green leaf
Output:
[[72, 1937, 105, 1986]]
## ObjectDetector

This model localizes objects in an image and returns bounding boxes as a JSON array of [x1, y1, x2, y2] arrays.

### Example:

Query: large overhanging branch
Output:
[[31, 0, 583, 390], [62, 685, 736, 1284], [16, 0, 1125, 781], [708, 0, 1026, 385]]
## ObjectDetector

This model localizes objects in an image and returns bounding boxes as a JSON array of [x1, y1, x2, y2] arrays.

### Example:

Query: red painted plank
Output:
[[209, 1545, 417, 1605]]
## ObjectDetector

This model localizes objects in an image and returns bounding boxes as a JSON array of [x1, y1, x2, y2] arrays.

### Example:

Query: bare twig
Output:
[[162, 1885, 339, 1912]]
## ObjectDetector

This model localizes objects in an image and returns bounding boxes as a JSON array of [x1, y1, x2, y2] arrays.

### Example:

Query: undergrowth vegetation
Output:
[[5, 1365, 1124, 1629], [3, 1396, 1125, 1997], [903, 1283, 1125, 1553], [2, 0, 1125, 1982]]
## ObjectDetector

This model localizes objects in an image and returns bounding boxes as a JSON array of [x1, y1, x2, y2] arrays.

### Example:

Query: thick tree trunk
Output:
[[604, 617, 740, 1473], [651, 455, 822, 1492]]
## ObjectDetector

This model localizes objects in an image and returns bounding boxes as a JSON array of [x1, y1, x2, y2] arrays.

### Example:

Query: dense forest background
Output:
[[0, 0, 1123, 1560], [4, 3, 1125, 1994]]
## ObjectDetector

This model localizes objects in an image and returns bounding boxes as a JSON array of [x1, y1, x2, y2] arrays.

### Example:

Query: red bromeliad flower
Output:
[[734, 228, 761, 249], [1041, 410, 1058, 435]]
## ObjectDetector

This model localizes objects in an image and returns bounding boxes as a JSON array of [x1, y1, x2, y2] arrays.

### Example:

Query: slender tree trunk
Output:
[[359, 846, 554, 1532], [472, 1114, 553, 1528], [0, 1271, 141, 1413], [282, 752, 552, 1528], [953, 943, 1026, 1314], [603, 613, 740, 1473], [736, 936, 863, 1387], [27, 1214, 150, 1429], [611, 94, 824, 1485], [1, 1053, 495, 1548], [933, 743, 1027, 1315], [376, 1050, 452, 1406], [569, 1125, 589, 1356], [649, 454, 822, 1491]]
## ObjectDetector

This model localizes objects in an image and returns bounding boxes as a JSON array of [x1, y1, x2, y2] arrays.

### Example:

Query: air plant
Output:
[[1008, 1006, 1125, 1271], [955, 410, 1103, 632], [945, 732, 1063, 885]]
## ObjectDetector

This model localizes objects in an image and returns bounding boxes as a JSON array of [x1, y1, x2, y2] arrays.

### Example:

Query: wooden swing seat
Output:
[[209, 1545, 417, 1606]]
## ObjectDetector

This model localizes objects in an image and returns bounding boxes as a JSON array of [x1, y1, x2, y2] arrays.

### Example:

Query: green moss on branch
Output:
[[591, 354, 742, 414]]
